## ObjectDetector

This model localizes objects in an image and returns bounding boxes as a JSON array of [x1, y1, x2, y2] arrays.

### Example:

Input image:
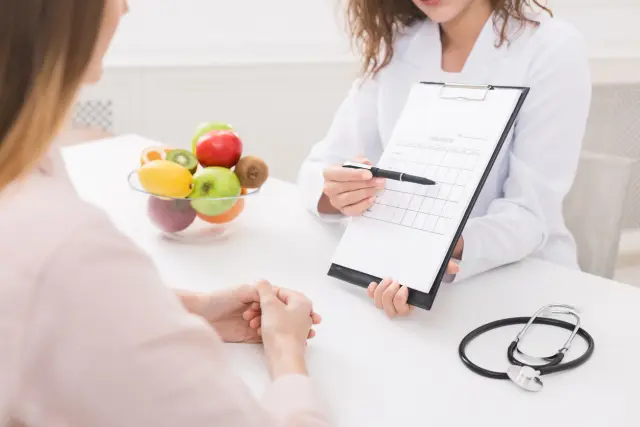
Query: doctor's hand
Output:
[[367, 262, 460, 318], [318, 157, 386, 216]]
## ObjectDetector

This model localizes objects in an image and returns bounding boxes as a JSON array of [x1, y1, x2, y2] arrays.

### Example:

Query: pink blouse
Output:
[[0, 149, 331, 427]]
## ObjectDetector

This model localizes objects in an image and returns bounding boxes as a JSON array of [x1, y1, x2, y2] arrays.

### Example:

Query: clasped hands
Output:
[[178, 281, 322, 378], [179, 282, 321, 344]]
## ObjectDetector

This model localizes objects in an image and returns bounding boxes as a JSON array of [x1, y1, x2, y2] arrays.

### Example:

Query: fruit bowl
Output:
[[127, 170, 261, 241], [129, 121, 270, 241]]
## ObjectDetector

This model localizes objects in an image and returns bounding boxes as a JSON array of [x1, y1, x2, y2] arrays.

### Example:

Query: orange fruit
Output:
[[197, 196, 245, 224], [140, 146, 173, 166], [137, 160, 193, 198]]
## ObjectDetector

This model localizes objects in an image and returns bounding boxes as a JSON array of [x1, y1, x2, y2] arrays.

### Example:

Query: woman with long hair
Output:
[[298, 0, 591, 317], [0, 1, 329, 425]]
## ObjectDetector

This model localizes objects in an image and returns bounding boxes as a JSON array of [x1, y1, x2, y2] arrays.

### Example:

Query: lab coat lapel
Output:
[[397, 20, 442, 78], [398, 16, 508, 84], [453, 15, 508, 84]]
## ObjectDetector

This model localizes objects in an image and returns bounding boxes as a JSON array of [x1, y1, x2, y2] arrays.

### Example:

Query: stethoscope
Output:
[[458, 304, 595, 392]]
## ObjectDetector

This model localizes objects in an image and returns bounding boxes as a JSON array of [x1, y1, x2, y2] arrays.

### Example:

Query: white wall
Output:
[[550, 0, 639, 59], [77, 63, 358, 180], [109, 0, 640, 66], [107, 0, 351, 65]]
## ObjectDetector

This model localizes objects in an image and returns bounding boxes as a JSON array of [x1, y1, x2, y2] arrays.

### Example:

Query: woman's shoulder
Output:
[[502, 13, 590, 85], [522, 13, 588, 58], [0, 171, 114, 279]]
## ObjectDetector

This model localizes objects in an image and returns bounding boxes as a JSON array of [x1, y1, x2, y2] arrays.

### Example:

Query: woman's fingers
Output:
[[369, 279, 413, 318], [323, 165, 372, 183], [249, 315, 261, 329], [372, 278, 393, 310], [323, 178, 382, 196], [367, 282, 377, 298], [311, 311, 322, 324], [243, 308, 260, 321], [247, 313, 313, 330], [341, 195, 377, 217], [446, 260, 460, 275], [355, 156, 372, 166], [246, 301, 319, 327], [393, 286, 414, 316], [381, 280, 401, 318], [333, 187, 379, 208]]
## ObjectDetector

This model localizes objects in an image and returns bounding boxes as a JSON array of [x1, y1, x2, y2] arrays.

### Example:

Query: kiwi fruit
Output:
[[166, 149, 198, 174], [234, 156, 269, 188]]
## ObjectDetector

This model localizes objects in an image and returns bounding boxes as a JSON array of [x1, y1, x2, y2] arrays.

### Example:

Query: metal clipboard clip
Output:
[[438, 82, 493, 101]]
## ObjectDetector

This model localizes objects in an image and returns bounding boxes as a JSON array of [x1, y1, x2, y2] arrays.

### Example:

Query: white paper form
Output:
[[331, 83, 523, 293]]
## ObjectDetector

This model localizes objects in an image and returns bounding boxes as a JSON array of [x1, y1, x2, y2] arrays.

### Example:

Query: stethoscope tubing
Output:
[[458, 316, 595, 380]]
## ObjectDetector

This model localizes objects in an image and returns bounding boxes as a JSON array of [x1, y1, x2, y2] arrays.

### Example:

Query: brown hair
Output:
[[346, 0, 552, 77], [0, 0, 105, 190]]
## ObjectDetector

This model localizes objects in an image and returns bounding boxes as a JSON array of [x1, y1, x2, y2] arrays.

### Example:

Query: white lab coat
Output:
[[297, 13, 592, 282]]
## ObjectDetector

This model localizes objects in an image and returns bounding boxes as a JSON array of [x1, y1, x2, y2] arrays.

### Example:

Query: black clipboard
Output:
[[328, 81, 530, 310]]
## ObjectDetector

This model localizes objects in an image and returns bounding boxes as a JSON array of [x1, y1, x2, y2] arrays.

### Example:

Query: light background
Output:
[[105, 0, 640, 66]]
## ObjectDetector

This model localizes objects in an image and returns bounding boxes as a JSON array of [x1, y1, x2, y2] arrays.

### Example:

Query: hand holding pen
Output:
[[318, 157, 437, 216], [318, 158, 386, 216], [342, 161, 436, 185]]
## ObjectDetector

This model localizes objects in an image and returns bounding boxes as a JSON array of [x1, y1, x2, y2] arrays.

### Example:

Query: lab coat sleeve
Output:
[[297, 76, 383, 220], [454, 30, 592, 282]]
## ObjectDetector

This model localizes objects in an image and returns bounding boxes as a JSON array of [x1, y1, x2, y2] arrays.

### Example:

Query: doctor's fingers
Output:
[[381, 280, 401, 318], [323, 165, 373, 183], [330, 186, 378, 207], [372, 278, 393, 310], [323, 178, 384, 197], [339, 194, 376, 216], [446, 260, 460, 275], [393, 286, 414, 316]]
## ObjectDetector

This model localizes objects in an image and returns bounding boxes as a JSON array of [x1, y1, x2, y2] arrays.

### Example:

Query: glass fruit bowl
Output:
[[127, 170, 260, 241]]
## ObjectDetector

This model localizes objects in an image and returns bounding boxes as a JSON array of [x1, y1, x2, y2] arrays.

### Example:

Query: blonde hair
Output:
[[0, 0, 105, 190]]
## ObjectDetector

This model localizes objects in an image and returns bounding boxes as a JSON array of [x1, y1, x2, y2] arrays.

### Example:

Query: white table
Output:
[[62, 135, 640, 426]]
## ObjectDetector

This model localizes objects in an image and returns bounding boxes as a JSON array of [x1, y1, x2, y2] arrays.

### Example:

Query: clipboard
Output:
[[327, 81, 530, 310]]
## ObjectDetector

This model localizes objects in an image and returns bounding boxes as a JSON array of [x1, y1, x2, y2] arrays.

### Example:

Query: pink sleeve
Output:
[[21, 218, 331, 427]]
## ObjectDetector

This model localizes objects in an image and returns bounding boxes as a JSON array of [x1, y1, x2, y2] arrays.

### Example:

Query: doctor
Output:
[[298, 0, 592, 317]]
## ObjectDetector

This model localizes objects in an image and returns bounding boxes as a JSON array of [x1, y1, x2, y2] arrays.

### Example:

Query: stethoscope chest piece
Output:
[[507, 365, 543, 392]]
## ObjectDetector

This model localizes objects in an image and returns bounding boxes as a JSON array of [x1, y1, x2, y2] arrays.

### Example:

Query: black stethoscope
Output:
[[458, 304, 595, 392]]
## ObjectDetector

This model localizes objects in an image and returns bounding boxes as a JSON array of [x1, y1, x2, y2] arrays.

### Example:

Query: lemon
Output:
[[138, 160, 193, 198]]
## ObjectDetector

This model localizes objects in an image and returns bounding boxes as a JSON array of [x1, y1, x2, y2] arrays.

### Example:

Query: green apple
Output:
[[189, 167, 241, 216], [192, 122, 233, 153]]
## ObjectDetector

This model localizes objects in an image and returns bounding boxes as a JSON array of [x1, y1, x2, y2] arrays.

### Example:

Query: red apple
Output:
[[195, 130, 243, 168]]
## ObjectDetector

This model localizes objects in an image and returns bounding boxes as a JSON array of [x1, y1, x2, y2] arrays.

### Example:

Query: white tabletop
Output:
[[61, 134, 640, 426]]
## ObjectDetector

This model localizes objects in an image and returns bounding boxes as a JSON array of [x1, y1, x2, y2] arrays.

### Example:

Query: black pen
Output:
[[342, 161, 436, 186]]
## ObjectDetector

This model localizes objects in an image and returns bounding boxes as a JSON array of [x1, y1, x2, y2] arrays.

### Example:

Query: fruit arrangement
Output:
[[134, 122, 269, 234]]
